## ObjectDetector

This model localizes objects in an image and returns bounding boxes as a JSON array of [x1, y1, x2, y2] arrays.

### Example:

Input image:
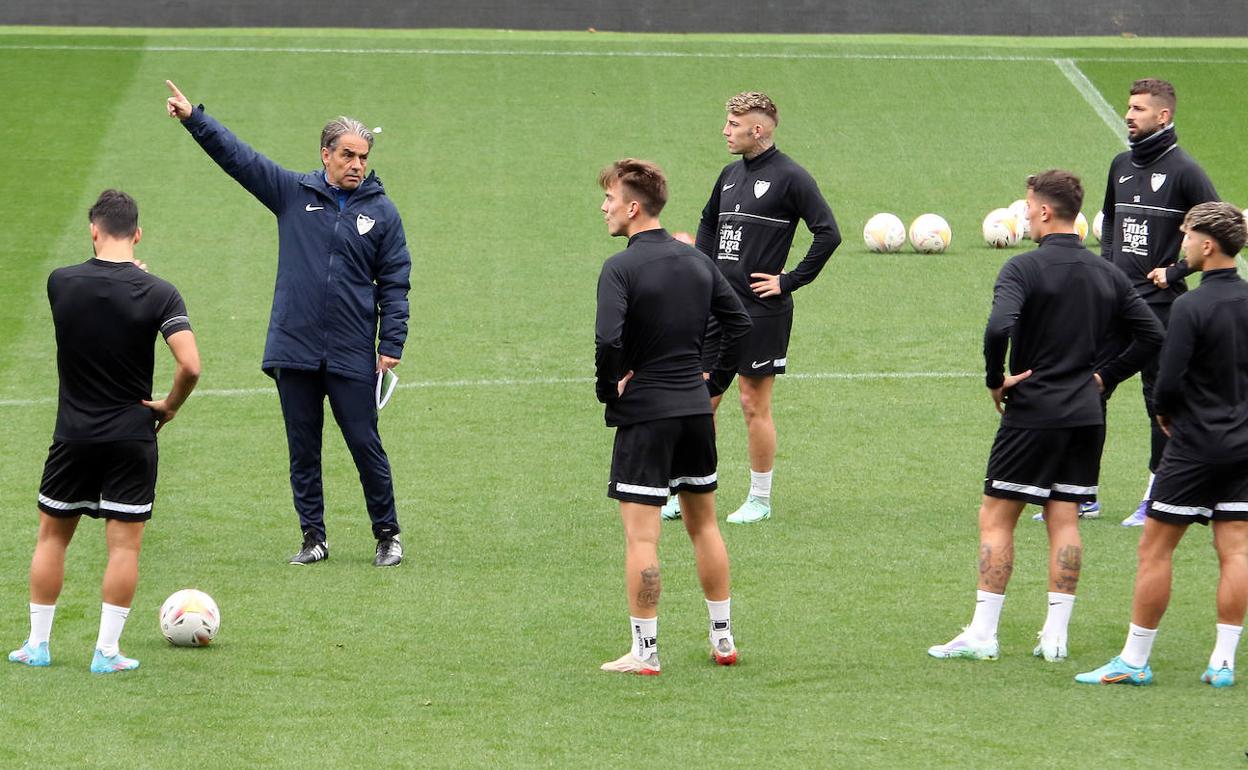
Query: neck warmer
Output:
[[1130, 123, 1177, 167]]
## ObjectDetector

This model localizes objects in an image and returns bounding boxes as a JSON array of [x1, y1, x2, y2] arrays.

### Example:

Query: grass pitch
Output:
[[2, 27, 1248, 768]]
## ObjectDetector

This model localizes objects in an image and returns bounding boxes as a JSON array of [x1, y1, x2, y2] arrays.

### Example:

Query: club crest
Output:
[[754, 180, 771, 199], [356, 213, 375, 235], [1150, 173, 1167, 192]]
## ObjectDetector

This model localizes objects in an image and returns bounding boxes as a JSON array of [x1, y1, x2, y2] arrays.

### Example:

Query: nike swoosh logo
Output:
[[750, 361, 769, 369], [722, 183, 735, 192], [1049, 602, 1060, 606], [305, 204, 324, 211], [1118, 175, 1133, 183]]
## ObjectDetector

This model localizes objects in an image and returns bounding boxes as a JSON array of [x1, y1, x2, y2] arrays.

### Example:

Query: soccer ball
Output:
[[1093, 211, 1104, 242], [1075, 212, 1089, 243], [863, 212, 907, 253], [909, 214, 952, 253], [160, 589, 220, 647], [982, 208, 1022, 248], [1007, 199, 1031, 240]]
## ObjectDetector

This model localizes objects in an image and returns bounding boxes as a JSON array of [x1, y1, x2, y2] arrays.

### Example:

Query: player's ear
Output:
[[133, 226, 143, 245], [321, 146, 331, 167]]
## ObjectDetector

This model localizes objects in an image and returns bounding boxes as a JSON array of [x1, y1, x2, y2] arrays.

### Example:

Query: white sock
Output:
[[630, 616, 657, 661], [968, 590, 1004, 641], [1120, 623, 1157, 668], [96, 602, 131, 657], [1041, 592, 1076, 639], [1209, 623, 1243, 671], [1143, 472, 1156, 501], [749, 469, 773, 500], [28, 603, 56, 646], [706, 598, 732, 643]]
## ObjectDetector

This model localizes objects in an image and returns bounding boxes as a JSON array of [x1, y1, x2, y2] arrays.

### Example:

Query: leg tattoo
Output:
[[1054, 544, 1082, 593]]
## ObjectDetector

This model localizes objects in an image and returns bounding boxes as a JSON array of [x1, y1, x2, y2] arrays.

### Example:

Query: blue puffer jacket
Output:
[[182, 106, 411, 384]]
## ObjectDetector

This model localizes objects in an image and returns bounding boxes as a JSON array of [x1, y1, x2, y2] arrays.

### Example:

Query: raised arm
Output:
[[166, 79, 297, 214]]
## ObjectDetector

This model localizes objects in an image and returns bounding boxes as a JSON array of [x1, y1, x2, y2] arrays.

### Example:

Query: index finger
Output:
[[165, 79, 185, 99]]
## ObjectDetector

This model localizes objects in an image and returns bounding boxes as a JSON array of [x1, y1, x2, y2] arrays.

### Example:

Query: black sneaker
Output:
[[289, 533, 329, 565], [374, 536, 402, 567]]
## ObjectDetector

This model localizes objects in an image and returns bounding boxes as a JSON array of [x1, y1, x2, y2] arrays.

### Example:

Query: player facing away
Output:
[[594, 159, 752, 674], [928, 171, 1163, 663], [1077, 203, 1248, 688], [661, 91, 841, 524], [166, 80, 410, 566], [1099, 78, 1218, 526], [8, 190, 201, 673]]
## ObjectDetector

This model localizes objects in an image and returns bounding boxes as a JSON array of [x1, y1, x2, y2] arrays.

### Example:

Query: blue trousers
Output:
[[274, 366, 399, 542]]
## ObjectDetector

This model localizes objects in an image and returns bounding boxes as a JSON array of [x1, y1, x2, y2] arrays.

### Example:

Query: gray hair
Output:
[[320, 116, 374, 152]]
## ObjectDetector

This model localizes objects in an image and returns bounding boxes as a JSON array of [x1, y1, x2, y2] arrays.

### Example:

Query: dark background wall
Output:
[[3, 0, 1244, 37]]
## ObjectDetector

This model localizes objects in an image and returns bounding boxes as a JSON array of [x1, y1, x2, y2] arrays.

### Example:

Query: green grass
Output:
[[2, 27, 1248, 768]]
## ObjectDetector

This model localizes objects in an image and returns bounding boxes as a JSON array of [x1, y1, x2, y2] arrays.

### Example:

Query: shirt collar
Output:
[[626, 228, 669, 246]]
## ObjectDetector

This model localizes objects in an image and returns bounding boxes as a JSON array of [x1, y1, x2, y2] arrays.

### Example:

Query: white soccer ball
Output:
[[160, 589, 220, 647], [909, 214, 952, 253], [1093, 211, 1104, 242], [1075, 212, 1089, 243], [982, 208, 1022, 248], [1008, 199, 1031, 240], [863, 212, 907, 253]]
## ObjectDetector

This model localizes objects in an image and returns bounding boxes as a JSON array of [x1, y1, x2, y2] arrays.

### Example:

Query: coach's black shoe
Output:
[[374, 536, 402, 567], [289, 534, 329, 565]]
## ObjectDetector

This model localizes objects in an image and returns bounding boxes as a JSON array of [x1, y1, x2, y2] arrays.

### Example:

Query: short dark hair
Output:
[[1184, 201, 1247, 257], [1130, 78, 1177, 113], [1026, 170, 1084, 222], [598, 158, 668, 217], [88, 189, 139, 238]]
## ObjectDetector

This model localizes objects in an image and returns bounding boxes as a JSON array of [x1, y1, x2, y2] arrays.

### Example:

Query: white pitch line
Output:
[[0, 370, 977, 408], [1054, 58, 1128, 147], [0, 42, 1245, 65]]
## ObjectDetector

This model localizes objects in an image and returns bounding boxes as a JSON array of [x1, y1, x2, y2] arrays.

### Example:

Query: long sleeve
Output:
[[777, 171, 841, 294], [594, 261, 629, 403], [983, 261, 1027, 389], [1098, 278, 1166, 390], [181, 105, 298, 214], [695, 178, 722, 258], [705, 269, 751, 397], [1151, 300, 1195, 416], [1099, 167, 1115, 262], [375, 213, 412, 359]]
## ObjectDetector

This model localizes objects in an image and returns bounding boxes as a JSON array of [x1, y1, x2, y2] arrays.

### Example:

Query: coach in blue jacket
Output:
[[166, 80, 410, 567]]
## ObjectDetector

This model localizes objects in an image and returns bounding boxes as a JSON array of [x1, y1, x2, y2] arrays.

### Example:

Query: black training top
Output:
[[48, 259, 192, 442], [1100, 145, 1218, 305], [984, 233, 1165, 428], [1154, 268, 1248, 461], [695, 146, 841, 317], [596, 229, 751, 427]]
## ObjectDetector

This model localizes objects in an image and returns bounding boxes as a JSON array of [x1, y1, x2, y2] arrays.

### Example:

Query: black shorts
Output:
[[702, 311, 793, 377], [38, 440, 158, 522], [1148, 450, 1248, 526], [608, 415, 717, 506], [983, 425, 1105, 505]]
